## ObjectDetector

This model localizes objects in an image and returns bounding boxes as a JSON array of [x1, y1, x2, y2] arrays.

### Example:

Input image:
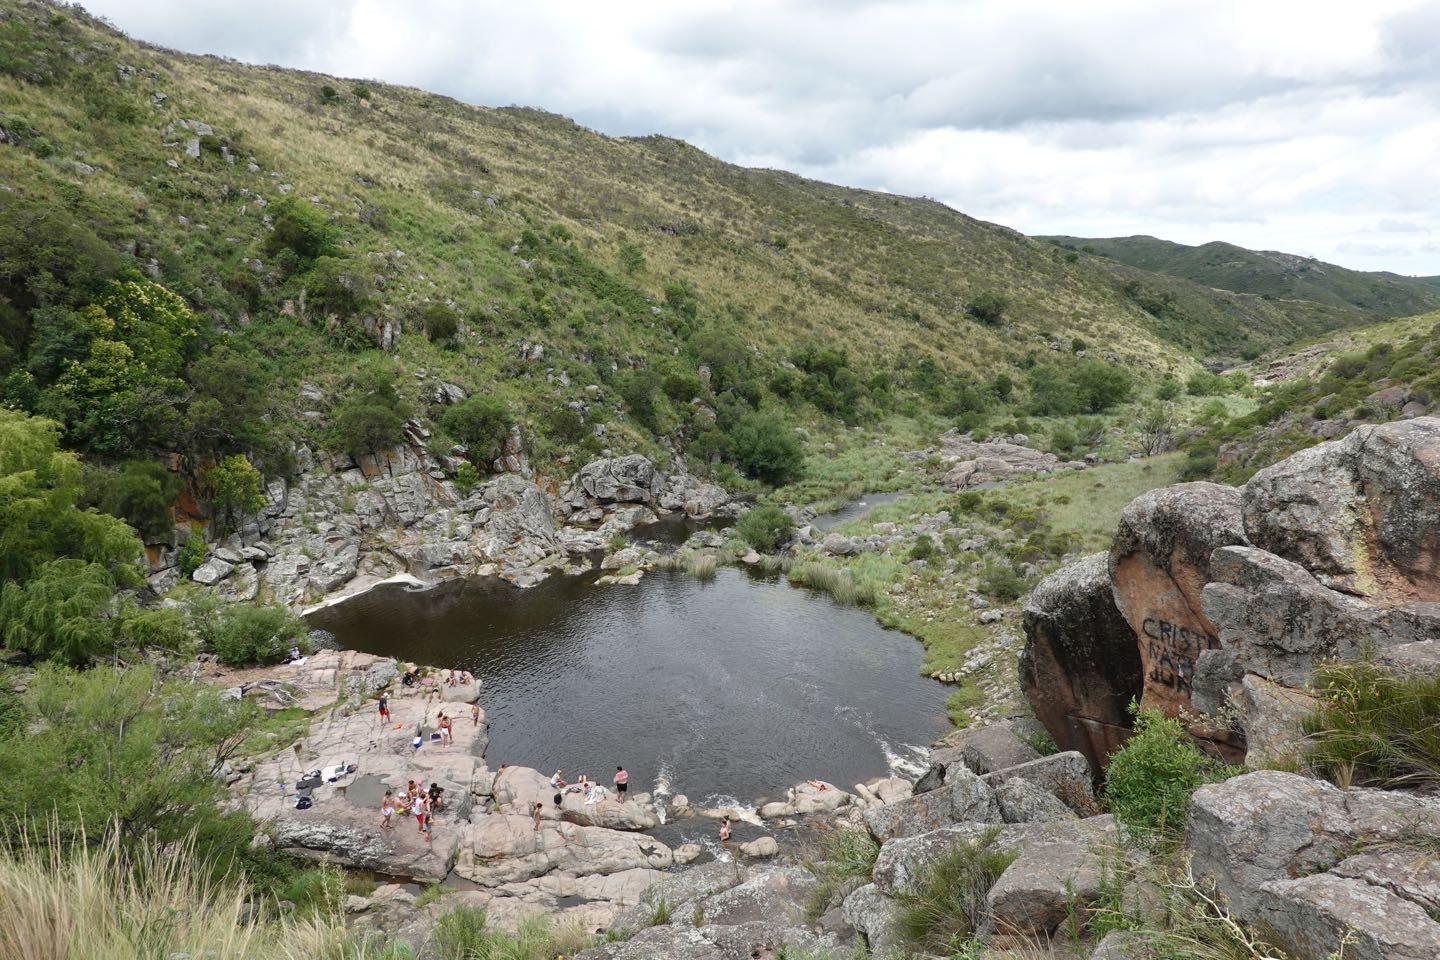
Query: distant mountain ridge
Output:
[[1043, 235, 1440, 319]]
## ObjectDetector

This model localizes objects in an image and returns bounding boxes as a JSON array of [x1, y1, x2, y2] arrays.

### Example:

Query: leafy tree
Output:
[[0, 559, 115, 665], [0, 664, 260, 857], [735, 504, 795, 551], [965, 291, 1008, 325], [212, 604, 307, 665], [1070, 360, 1134, 413], [92, 460, 181, 542], [441, 395, 511, 466], [303, 256, 372, 319], [0, 409, 142, 584], [332, 363, 411, 459], [178, 527, 207, 577], [991, 373, 1014, 402], [185, 346, 277, 458], [1025, 365, 1077, 416], [727, 413, 804, 485], [620, 370, 663, 431], [203, 455, 265, 534]]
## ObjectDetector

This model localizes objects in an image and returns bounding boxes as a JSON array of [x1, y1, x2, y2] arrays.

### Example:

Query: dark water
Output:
[[308, 567, 949, 807]]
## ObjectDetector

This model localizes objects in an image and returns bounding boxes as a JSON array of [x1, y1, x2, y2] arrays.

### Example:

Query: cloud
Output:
[[83, 0, 1440, 273]]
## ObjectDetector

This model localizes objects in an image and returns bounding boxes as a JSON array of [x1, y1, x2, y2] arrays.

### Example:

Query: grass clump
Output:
[[433, 906, 596, 960], [895, 827, 1016, 953], [736, 504, 796, 551], [1302, 658, 1440, 789], [788, 561, 874, 606], [1103, 706, 1238, 848], [805, 828, 881, 915], [685, 553, 719, 580]]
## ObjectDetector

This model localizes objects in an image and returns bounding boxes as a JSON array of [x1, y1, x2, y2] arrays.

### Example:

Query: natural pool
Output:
[[308, 564, 950, 808]]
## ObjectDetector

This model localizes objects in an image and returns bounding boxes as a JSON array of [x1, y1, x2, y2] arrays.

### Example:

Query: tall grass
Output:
[[788, 561, 876, 606], [805, 828, 881, 916], [895, 826, 1016, 952], [1303, 659, 1440, 789], [0, 829, 394, 960], [432, 905, 600, 960]]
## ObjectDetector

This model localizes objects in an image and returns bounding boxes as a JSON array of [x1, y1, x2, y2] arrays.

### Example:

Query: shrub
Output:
[[207, 604, 308, 664], [97, 460, 182, 542], [453, 461, 479, 497], [178, 527, 208, 577], [1186, 370, 1228, 397], [422, 303, 460, 343], [442, 395, 511, 466], [335, 401, 405, 460], [1104, 706, 1236, 846], [896, 827, 1016, 951], [618, 242, 646, 275], [1302, 658, 1440, 789], [1071, 360, 1134, 412], [735, 505, 794, 552], [0, 559, 116, 665], [908, 537, 936, 561], [203, 455, 266, 534], [1049, 424, 1080, 458], [1155, 375, 1181, 401], [965, 291, 1009, 326], [977, 560, 1026, 602], [263, 198, 335, 264], [727, 413, 804, 485]]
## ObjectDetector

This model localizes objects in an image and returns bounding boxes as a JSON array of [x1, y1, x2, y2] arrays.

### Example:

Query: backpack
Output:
[[295, 796, 313, 810]]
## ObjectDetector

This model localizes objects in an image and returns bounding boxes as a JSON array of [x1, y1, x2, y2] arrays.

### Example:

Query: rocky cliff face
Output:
[[1022, 416, 1440, 770], [153, 433, 732, 607]]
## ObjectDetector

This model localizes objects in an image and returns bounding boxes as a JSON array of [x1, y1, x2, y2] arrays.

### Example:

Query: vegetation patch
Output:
[[1303, 657, 1440, 789]]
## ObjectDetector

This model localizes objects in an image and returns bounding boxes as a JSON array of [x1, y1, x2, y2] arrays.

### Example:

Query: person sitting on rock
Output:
[[428, 781, 445, 812], [719, 816, 732, 843], [401, 667, 419, 687]]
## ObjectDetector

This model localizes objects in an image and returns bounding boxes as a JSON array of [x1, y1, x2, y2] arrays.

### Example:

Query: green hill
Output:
[[1045, 234, 1440, 320], [0, 0, 1386, 488]]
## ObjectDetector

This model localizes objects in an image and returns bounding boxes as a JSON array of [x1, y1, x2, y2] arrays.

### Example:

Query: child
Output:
[[380, 789, 395, 830], [422, 811, 434, 844], [531, 802, 543, 832]]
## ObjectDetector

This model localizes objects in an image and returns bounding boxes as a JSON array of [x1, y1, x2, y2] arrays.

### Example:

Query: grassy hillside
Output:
[[0, 0, 1379, 495], [1047, 234, 1440, 319]]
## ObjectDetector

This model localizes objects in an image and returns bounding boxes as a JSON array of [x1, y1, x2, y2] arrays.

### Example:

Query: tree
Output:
[[1136, 404, 1178, 456], [203, 455, 265, 534], [441, 395, 511, 466], [0, 409, 142, 584], [422, 302, 460, 343], [0, 664, 260, 857], [96, 460, 181, 542], [332, 363, 410, 459], [1070, 360, 1134, 413], [1025, 365, 1077, 416], [727, 413, 804, 485], [0, 559, 116, 665]]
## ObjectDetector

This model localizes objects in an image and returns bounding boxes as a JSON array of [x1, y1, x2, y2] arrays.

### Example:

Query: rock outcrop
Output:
[[934, 432, 1085, 489], [1189, 771, 1440, 960], [1019, 554, 1142, 771], [1022, 417, 1440, 774]]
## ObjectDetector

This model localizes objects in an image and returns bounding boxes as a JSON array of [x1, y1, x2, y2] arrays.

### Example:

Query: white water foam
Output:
[[878, 738, 931, 779], [651, 760, 673, 825]]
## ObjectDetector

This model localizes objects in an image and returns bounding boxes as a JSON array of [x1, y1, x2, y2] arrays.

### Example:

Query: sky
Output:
[[83, 0, 1440, 275]]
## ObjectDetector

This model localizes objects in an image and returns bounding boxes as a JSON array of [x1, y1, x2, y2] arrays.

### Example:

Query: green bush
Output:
[[335, 401, 405, 460], [908, 536, 936, 561], [0, 559, 116, 665], [1186, 370, 1228, 397], [1104, 706, 1235, 846], [95, 460, 181, 542], [1071, 360, 1134, 412], [735, 504, 795, 552], [422, 303, 460, 343], [727, 413, 804, 485], [977, 560, 1026, 602], [453, 461, 479, 497], [806, 828, 880, 915], [1303, 659, 1440, 789], [1049, 424, 1079, 458], [263, 198, 335, 264], [178, 528, 207, 577], [1155, 375, 1181, 401], [442, 395, 511, 466], [896, 826, 1016, 952], [965, 291, 1009, 326], [195, 601, 308, 665]]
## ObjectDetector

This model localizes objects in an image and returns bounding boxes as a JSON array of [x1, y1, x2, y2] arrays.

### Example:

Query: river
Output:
[[307, 563, 950, 809]]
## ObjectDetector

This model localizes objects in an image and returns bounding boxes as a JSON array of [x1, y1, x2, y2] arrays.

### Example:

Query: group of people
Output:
[[380, 778, 446, 844], [376, 691, 482, 734], [531, 766, 630, 829]]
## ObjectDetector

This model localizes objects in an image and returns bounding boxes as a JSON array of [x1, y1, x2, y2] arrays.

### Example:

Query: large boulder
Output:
[[1020, 553, 1142, 772], [985, 817, 1117, 939], [1188, 769, 1440, 956], [862, 765, 1000, 841], [1108, 483, 1248, 720], [456, 815, 673, 886], [1198, 546, 1440, 712], [1242, 418, 1440, 602], [576, 455, 659, 504], [842, 883, 904, 958], [979, 752, 1099, 817]]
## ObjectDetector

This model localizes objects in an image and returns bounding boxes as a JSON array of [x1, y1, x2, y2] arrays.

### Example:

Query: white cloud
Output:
[[85, 0, 1440, 274]]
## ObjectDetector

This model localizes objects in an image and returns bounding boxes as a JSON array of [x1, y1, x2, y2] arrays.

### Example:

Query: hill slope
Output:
[[1045, 234, 1440, 319], [0, 0, 1385, 487]]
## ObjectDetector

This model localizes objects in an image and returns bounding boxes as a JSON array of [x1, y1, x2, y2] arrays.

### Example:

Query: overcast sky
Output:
[[85, 0, 1440, 275]]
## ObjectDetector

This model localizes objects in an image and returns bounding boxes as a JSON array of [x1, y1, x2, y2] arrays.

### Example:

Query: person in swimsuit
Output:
[[613, 766, 629, 802], [470, 702, 480, 726], [380, 789, 395, 830], [531, 802, 544, 832], [411, 794, 426, 832], [377, 692, 390, 727], [719, 816, 732, 842]]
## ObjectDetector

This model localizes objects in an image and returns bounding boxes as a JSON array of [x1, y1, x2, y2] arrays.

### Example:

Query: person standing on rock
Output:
[[613, 766, 629, 802], [470, 702, 480, 726], [531, 801, 544, 832], [377, 691, 390, 728], [380, 789, 395, 830], [411, 793, 426, 833]]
